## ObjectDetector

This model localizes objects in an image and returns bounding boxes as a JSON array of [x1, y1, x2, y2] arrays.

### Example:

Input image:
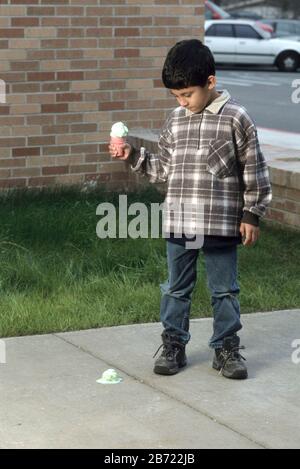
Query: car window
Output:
[[212, 24, 234, 37], [206, 25, 216, 36], [234, 25, 261, 39]]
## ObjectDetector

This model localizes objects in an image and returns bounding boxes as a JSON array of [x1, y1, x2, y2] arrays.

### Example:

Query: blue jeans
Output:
[[160, 242, 242, 349]]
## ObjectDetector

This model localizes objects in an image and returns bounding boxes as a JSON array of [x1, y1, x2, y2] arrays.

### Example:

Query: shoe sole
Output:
[[153, 361, 187, 376], [213, 362, 248, 380]]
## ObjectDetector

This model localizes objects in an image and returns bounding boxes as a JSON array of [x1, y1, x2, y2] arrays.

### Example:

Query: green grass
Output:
[[0, 185, 299, 338]]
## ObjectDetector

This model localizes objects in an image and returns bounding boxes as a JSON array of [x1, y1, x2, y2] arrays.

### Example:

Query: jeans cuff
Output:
[[209, 342, 222, 350]]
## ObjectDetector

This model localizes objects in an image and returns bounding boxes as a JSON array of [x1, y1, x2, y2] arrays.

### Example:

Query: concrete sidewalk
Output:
[[258, 127, 300, 152], [0, 309, 299, 449]]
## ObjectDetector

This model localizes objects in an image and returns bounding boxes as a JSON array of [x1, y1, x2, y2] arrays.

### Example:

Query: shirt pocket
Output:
[[207, 139, 236, 179]]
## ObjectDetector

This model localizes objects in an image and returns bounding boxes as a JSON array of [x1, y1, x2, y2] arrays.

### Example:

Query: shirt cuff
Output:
[[242, 210, 260, 226]]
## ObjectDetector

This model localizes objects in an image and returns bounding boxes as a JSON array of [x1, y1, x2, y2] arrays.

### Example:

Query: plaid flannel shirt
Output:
[[130, 90, 272, 237]]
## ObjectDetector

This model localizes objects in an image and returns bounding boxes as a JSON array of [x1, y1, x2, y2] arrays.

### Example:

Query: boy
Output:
[[108, 39, 272, 380]]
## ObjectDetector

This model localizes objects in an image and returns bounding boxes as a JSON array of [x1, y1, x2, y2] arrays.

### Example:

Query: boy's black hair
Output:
[[162, 39, 215, 89]]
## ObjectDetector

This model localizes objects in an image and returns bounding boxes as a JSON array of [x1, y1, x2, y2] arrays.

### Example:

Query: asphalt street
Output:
[[216, 67, 300, 133]]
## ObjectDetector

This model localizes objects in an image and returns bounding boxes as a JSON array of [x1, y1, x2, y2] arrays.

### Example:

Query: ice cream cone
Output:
[[110, 136, 127, 157], [110, 122, 129, 158]]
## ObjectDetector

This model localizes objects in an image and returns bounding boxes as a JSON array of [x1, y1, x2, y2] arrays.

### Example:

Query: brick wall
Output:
[[0, 0, 204, 191], [265, 165, 300, 231]]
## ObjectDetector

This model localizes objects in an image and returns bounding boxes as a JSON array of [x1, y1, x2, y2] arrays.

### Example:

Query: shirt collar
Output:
[[185, 89, 231, 117]]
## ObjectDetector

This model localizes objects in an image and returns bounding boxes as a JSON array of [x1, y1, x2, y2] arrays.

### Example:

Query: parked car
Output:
[[230, 10, 263, 21], [205, 0, 231, 20], [262, 19, 300, 41], [205, 19, 300, 72], [205, 1, 273, 34]]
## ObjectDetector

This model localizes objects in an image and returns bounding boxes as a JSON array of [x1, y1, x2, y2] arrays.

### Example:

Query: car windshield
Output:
[[251, 23, 271, 39]]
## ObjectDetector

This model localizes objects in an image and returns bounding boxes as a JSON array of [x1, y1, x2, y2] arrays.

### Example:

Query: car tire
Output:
[[276, 51, 299, 72]]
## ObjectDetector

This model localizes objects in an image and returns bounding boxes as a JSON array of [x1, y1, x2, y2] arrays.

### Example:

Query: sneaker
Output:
[[213, 335, 248, 380], [153, 332, 187, 375]]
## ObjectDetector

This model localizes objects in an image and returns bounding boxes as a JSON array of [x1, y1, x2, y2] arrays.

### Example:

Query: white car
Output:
[[205, 19, 300, 72]]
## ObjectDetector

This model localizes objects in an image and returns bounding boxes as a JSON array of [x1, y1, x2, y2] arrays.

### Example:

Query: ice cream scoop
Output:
[[110, 122, 129, 157], [96, 368, 123, 384], [110, 122, 129, 138]]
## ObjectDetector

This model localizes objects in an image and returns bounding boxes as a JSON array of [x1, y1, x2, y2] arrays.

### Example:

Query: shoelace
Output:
[[219, 345, 246, 375], [153, 339, 183, 361]]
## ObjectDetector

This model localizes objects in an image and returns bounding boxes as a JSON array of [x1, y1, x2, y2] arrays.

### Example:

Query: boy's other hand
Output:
[[240, 223, 260, 246], [108, 142, 133, 161]]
